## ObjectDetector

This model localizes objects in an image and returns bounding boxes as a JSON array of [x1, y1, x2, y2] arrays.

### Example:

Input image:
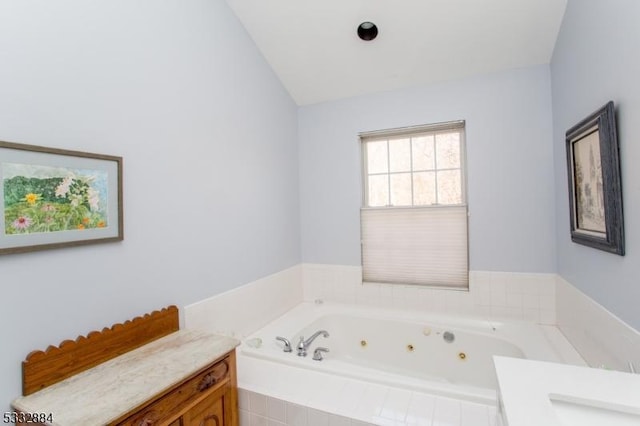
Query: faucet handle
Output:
[[275, 336, 292, 353], [312, 347, 330, 361], [296, 336, 307, 356]]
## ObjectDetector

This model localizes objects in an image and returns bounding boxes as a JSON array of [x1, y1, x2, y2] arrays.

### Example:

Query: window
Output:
[[360, 121, 468, 288]]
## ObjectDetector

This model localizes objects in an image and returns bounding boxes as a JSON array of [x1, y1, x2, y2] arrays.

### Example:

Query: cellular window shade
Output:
[[361, 206, 468, 288]]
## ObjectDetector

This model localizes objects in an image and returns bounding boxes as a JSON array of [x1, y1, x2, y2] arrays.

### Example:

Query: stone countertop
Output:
[[494, 356, 640, 426], [12, 330, 240, 426]]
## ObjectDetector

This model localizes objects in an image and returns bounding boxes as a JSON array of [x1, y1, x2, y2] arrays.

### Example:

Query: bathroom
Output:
[[1, 0, 639, 425]]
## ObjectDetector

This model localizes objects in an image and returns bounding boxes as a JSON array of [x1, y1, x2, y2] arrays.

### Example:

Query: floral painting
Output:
[[3, 163, 109, 235], [0, 140, 122, 255]]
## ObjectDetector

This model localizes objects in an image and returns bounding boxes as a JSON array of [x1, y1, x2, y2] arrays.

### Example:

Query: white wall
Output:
[[299, 65, 556, 273], [551, 0, 640, 330], [0, 0, 299, 409]]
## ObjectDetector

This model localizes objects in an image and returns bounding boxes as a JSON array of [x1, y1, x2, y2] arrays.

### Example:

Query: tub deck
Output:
[[237, 301, 585, 425]]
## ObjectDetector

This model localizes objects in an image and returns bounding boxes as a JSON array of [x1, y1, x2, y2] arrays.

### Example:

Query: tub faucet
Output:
[[296, 330, 329, 357]]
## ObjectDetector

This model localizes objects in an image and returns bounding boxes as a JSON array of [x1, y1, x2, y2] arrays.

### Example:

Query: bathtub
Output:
[[240, 302, 585, 404]]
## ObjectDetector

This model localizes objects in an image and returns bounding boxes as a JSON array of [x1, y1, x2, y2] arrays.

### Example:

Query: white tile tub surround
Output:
[[239, 389, 374, 426], [184, 265, 303, 338], [301, 264, 556, 325], [556, 276, 640, 373], [239, 300, 584, 423], [184, 264, 557, 340], [180, 264, 640, 424], [237, 359, 503, 426]]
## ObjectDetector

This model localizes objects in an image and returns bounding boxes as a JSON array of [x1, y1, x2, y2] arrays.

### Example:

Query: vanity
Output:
[[11, 306, 240, 426], [494, 356, 640, 426]]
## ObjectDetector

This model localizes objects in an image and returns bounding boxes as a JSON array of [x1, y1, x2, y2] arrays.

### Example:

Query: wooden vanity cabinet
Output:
[[184, 388, 227, 426], [14, 306, 239, 426], [115, 351, 238, 426]]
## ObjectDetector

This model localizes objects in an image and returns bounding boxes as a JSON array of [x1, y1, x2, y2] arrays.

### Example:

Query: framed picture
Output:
[[565, 101, 624, 255], [0, 140, 123, 254]]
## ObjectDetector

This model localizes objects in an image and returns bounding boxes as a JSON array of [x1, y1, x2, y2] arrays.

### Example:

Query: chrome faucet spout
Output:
[[304, 330, 329, 347], [296, 330, 330, 356]]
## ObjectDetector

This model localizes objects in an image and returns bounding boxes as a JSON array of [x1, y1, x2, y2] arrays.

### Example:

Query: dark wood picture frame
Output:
[[0, 140, 123, 254], [565, 101, 624, 255]]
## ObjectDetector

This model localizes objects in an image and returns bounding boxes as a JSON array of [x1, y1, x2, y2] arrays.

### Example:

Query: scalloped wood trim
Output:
[[22, 305, 179, 396]]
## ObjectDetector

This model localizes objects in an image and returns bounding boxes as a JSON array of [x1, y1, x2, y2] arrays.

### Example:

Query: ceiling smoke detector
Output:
[[357, 21, 378, 41]]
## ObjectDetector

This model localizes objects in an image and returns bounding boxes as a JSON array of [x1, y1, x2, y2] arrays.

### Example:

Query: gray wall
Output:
[[0, 0, 299, 409], [299, 65, 556, 273], [551, 0, 640, 329]]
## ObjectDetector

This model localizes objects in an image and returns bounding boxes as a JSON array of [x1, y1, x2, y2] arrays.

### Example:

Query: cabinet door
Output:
[[185, 392, 225, 426]]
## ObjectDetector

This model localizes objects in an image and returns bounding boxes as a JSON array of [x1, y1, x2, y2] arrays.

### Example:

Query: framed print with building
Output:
[[565, 101, 624, 255], [0, 140, 123, 254]]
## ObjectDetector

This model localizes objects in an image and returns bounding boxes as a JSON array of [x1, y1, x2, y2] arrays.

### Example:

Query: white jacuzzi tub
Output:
[[240, 302, 585, 404]]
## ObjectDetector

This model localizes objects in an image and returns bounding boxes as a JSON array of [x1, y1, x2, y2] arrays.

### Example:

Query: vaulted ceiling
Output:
[[224, 0, 567, 105]]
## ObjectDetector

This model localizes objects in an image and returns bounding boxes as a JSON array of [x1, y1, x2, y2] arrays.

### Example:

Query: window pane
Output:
[[368, 174, 389, 206], [360, 121, 467, 289], [412, 135, 435, 171], [437, 170, 462, 204], [413, 172, 436, 205], [390, 173, 412, 206], [436, 133, 460, 169], [389, 138, 411, 172], [366, 140, 388, 174]]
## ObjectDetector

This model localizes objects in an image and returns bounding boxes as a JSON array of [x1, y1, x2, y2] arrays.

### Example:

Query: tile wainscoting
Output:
[[556, 275, 640, 373], [184, 265, 303, 338], [302, 264, 556, 325], [184, 263, 640, 368], [184, 264, 559, 340]]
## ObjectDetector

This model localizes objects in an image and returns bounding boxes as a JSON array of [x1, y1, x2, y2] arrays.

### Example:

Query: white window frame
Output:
[[359, 120, 469, 289]]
